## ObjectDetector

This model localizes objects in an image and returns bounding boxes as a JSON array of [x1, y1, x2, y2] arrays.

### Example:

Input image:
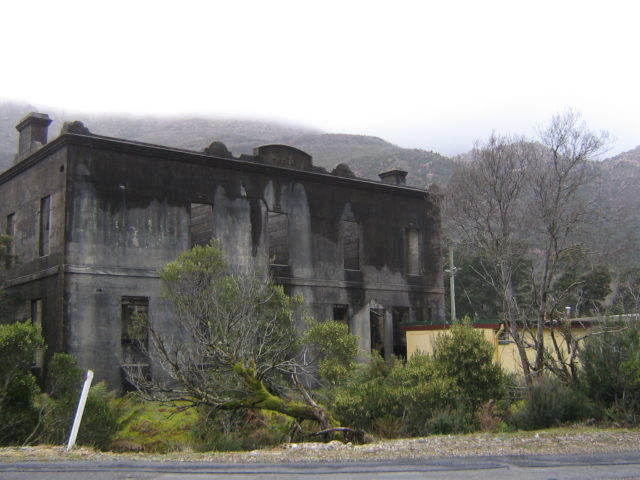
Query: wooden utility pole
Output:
[[445, 246, 459, 322]]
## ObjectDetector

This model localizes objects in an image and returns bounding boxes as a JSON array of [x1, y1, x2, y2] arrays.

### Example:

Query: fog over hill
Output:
[[1, 102, 639, 254], [0, 102, 452, 188], [1, 101, 639, 268]]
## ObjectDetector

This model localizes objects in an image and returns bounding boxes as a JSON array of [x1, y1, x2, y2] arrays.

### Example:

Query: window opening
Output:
[[268, 211, 289, 265], [189, 202, 214, 248], [39, 196, 51, 257], [391, 307, 409, 358], [415, 306, 433, 324], [5, 213, 15, 268], [406, 228, 420, 275], [498, 328, 512, 345], [370, 308, 385, 357], [121, 297, 150, 390], [343, 220, 360, 270], [333, 304, 349, 327]]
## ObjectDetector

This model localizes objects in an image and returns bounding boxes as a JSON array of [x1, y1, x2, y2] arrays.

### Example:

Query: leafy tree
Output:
[[127, 241, 354, 432], [0, 321, 44, 445], [554, 261, 612, 317], [302, 319, 359, 386]]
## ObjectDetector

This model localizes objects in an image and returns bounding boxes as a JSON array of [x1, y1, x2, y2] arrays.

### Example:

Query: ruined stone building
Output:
[[0, 112, 444, 389]]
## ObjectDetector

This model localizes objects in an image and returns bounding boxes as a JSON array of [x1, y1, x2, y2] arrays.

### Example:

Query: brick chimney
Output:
[[378, 168, 408, 185], [15, 112, 52, 161]]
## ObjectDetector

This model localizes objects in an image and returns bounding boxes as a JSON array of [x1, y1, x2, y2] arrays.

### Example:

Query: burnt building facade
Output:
[[0, 112, 444, 389]]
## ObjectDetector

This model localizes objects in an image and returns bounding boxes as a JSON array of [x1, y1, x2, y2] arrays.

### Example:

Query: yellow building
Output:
[[401, 318, 616, 375]]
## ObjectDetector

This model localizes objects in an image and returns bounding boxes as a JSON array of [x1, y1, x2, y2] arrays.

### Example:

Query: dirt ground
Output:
[[1, 428, 639, 463]]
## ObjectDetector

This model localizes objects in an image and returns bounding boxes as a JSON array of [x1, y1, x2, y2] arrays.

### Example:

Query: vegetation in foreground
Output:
[[2, 314, 640, 452]]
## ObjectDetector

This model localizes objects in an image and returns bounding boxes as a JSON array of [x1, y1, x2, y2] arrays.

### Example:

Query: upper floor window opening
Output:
[[268, 211, 289, 266]]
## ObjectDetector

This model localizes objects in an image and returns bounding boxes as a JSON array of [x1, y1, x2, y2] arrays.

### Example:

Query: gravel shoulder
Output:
[[1, 428, 639, 463]]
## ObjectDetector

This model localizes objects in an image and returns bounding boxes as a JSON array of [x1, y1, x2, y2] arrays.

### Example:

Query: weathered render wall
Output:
[[0, 145, 68, 360], [2, 126, 444, 390], [59, 135, 443, 386]]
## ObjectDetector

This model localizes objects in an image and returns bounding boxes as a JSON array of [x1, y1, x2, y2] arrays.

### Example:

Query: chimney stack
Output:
[[378, 168, 408, 186], [16, 112, 52, 161]]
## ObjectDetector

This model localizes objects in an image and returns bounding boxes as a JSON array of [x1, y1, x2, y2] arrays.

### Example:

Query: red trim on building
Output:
[[400, 323, 500, 332]]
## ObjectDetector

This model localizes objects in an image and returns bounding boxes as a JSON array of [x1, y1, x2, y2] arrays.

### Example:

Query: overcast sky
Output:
[[1, 0, 638, 157]]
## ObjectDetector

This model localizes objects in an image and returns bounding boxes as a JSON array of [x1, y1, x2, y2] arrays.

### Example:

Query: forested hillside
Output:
[[0, 102, 451, 188]]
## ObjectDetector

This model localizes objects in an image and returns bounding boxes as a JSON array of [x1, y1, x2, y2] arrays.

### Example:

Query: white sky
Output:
[[1, 0, 638, 156]]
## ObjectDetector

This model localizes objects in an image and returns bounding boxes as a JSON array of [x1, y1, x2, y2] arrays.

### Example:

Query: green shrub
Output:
[[192, 409, 292, 452], [40, 353, 84, 444], [0, 322, 44, 445], [77, 382, 119, 450], [427, 407, 477, 435], [510, 377, 597, 430], [330, 353, 403, 433], [41, 353, 119, 450], [0, 373, 41, 445], [579, 322, 640, 423], [433, 320, 507, 411], [302, 319, 359, 386], [331, 353, 471, 437]]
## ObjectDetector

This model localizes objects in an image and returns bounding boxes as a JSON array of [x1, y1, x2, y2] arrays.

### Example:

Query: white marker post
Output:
[[66, 369, 94, 451]]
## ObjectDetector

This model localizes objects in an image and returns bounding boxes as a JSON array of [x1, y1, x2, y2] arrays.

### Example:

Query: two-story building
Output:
[[0, 112, 444, 389]]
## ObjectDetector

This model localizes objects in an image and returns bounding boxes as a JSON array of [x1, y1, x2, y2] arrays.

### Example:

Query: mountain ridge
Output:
[[0, 101, 453, 187], [2, 101, 639, 189]]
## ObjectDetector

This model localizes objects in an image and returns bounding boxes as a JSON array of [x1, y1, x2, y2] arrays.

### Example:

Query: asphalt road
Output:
[[1, 452, 640, 479]]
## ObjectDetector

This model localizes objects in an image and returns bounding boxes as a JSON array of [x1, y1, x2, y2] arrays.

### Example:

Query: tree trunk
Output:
[[233, 363, 335, 430]]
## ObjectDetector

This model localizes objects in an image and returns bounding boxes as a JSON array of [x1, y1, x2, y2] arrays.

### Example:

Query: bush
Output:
[[302, 319, 359, 386], [40, 353, 84, 444], [192, 409, 292, 452], [40, 353, 119, 450], [509, 377, 597, 430], [0, 322, 44, 445], [427, 408, 477, 435], [330, 349, 489, 438], [329, 322, 508, 438], [433, 320, 507, 411], [331, 353, 409, 435], [579, 322, 640, 423]]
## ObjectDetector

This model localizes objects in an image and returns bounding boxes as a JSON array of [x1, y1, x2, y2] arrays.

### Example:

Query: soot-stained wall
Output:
[[1, 127, 444, 389]]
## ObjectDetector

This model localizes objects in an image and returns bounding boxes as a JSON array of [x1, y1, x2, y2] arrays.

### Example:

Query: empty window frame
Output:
[[369, 308, 385, 356], [189, 202, 214, 248], [498, 328, 512, 345], [405, 228, 420, 275], [415, 306, 433, 324], [333, 304, 349, 326], [268, 211, 289, 265], [391, 307, 409, 358], [121, 297, 150, 367], [5, 213, 15, 268], [343, 220, 360, 270], [38, 196, 51, 257]]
